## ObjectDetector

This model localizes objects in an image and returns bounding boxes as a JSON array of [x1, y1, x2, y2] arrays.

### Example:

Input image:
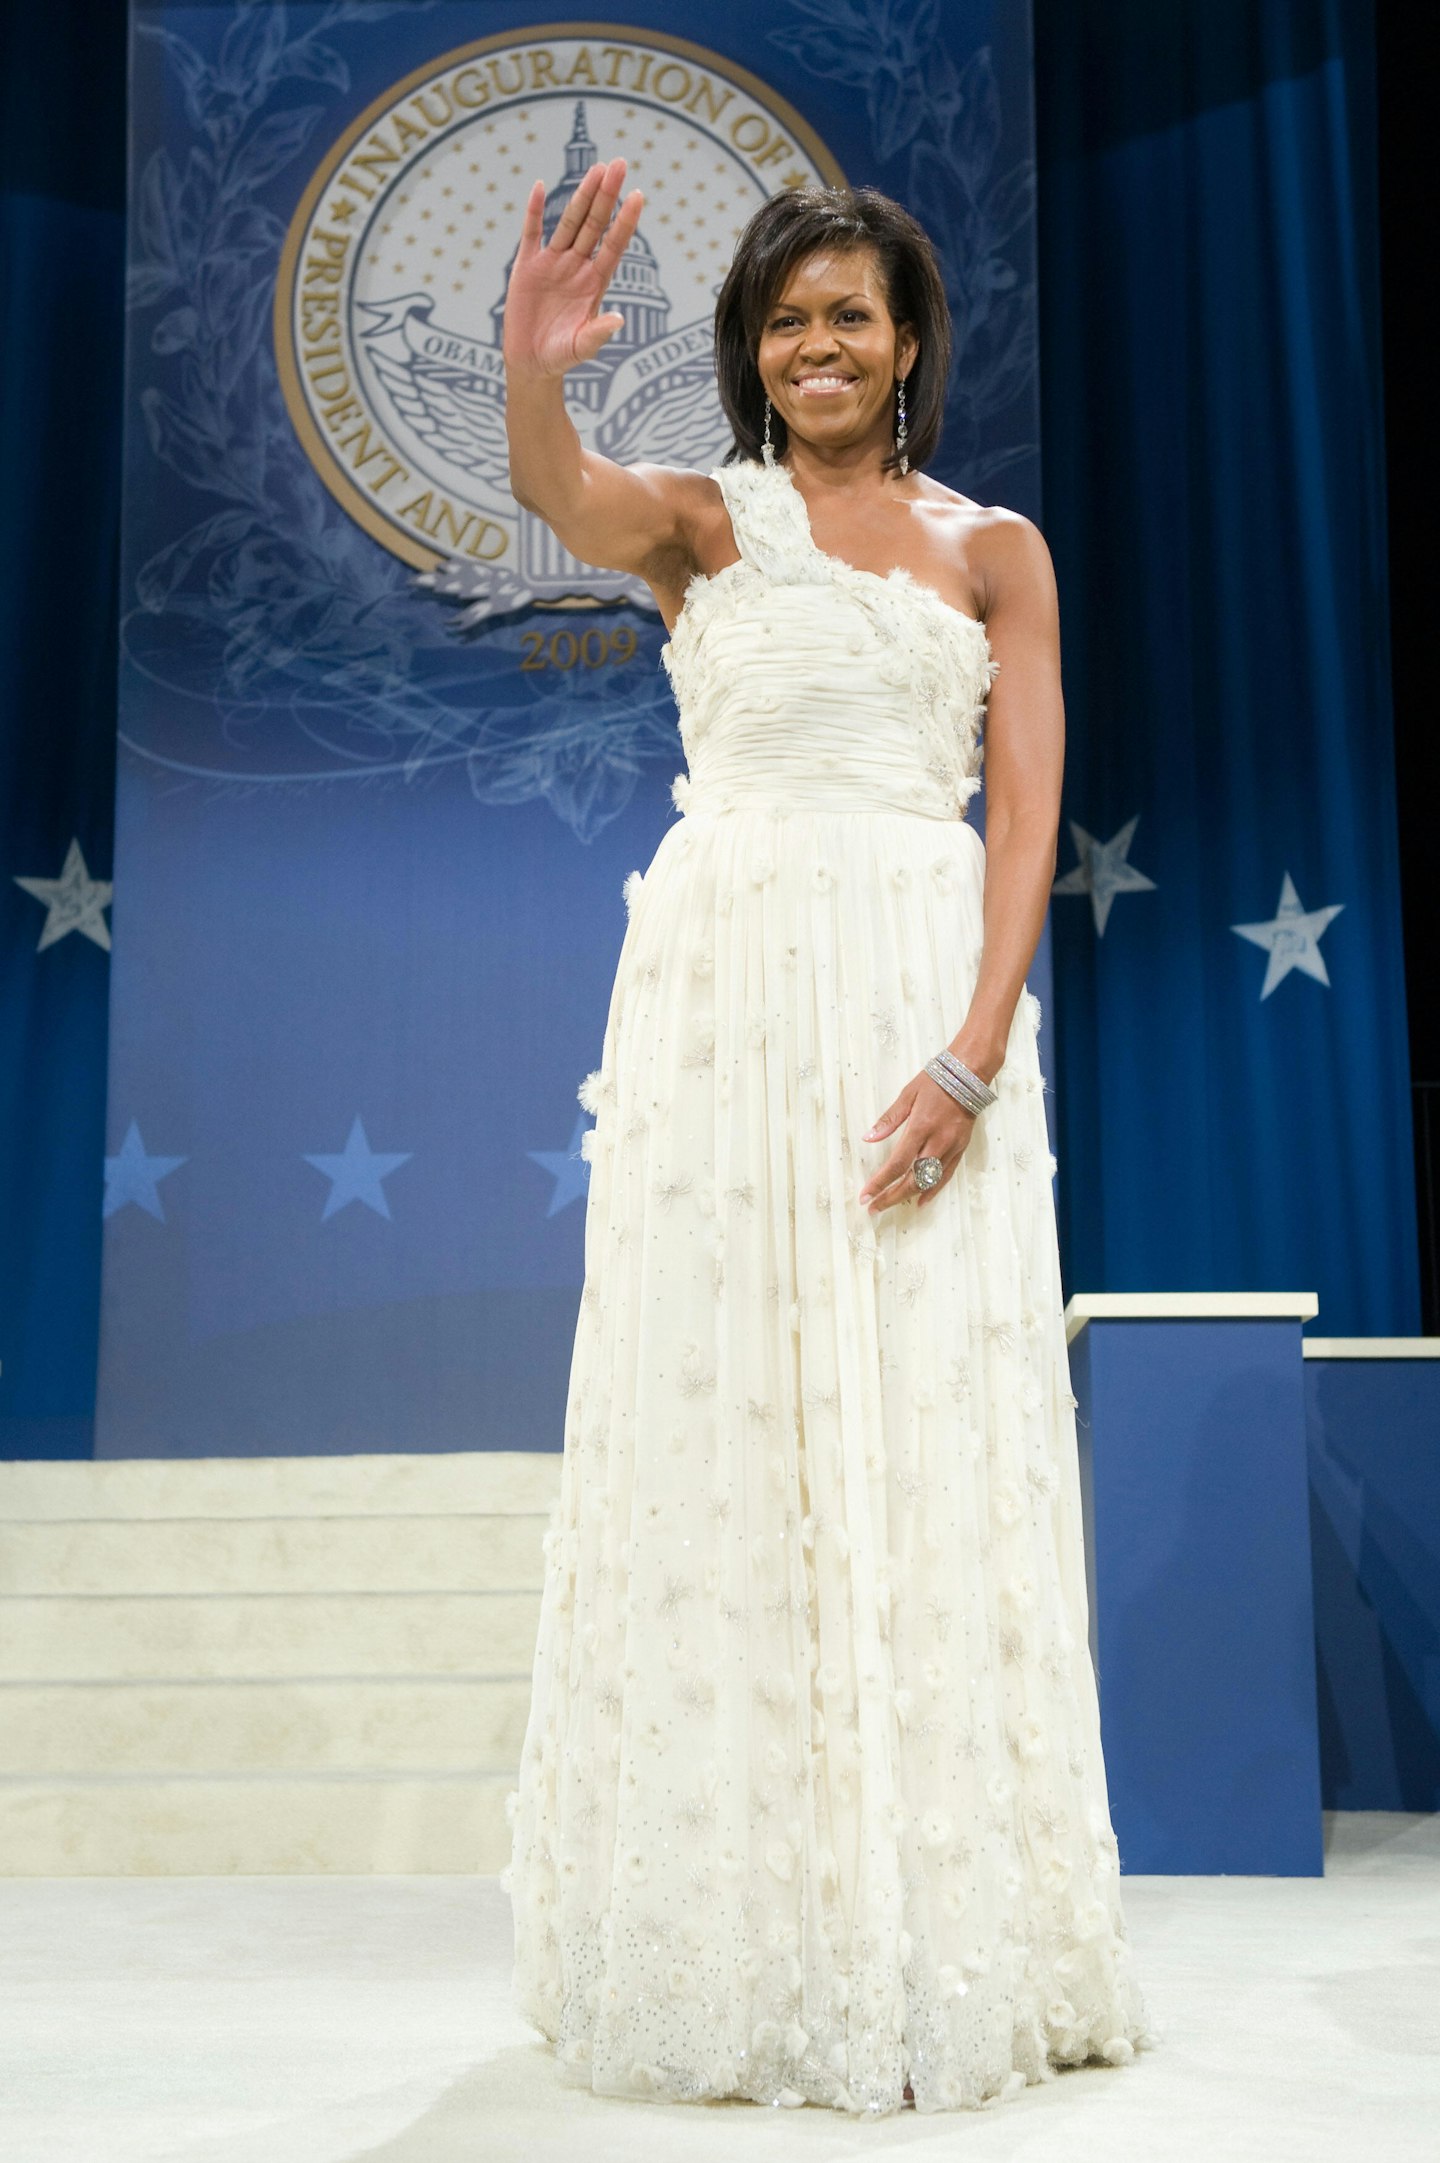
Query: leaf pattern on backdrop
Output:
[[768, 0, 1037, 490]]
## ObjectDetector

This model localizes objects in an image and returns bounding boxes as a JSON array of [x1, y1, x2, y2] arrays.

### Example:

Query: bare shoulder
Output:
[[964, 503, 1057, 617], [907, 480, 1051, 618]]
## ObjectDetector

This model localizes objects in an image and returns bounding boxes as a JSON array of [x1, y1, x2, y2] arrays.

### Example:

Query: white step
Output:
[[0, 1773, 516, 1874], [0, 1676, 532, 1774], [0, 1513, 547, 1594], [0, 1450, 561, 1519], [0, 1590, 543, 1680]]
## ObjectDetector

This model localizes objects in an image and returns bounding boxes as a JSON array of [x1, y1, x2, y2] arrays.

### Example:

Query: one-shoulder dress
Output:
[[502, 455, 1153, 2113]]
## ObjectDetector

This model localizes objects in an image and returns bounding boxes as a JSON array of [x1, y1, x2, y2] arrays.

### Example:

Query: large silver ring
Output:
[[912, 1155, 944, 1191]]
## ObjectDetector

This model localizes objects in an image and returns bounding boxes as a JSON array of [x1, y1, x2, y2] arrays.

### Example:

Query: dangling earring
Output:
[[761, 394, 775, 466], [895, 376, 909, 476]]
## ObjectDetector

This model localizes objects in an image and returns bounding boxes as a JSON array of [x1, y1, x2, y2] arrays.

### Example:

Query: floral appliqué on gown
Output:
[[502, 456, 1156, 2112]]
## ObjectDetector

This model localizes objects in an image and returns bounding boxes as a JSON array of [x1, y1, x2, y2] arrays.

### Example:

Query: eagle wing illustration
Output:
[[594, 359, 736, 473], [365, 344, 514, 500]]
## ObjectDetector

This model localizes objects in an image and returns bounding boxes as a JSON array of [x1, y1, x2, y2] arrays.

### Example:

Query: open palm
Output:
[[503, 154, 644, 380]]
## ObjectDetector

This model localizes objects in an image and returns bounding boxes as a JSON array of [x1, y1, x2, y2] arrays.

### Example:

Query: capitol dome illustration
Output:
[[492, 102, 671, 410]]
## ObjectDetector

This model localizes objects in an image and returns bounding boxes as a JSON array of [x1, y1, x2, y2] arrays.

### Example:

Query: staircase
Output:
[[0, 1451, 560, 1874]]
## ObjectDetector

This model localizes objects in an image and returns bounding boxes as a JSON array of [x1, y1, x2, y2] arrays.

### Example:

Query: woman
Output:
[[500, 158, 1153, 2114]]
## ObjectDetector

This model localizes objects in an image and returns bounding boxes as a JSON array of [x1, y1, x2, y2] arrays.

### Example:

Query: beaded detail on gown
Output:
[[502, 457, 1154, 2113]]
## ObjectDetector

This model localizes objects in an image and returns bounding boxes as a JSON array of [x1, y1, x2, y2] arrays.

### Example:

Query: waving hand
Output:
[[503, 155, 645, 380]]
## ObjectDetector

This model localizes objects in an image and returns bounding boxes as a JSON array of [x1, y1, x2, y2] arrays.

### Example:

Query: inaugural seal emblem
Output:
[[276, 27, 843, 615]]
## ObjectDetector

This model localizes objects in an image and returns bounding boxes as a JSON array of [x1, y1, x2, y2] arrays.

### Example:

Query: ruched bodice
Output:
[[661, 460, 999, 820]]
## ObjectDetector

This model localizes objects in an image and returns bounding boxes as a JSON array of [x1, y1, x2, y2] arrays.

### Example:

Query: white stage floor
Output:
[[2, 1813, 1435, 2163]]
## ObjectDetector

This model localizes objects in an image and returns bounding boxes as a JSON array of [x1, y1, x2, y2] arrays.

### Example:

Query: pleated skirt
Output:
[[504, 803, 1152, 2113]]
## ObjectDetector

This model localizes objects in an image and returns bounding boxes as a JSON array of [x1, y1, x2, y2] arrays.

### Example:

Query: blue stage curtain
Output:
[[0, 1, 125, 1458], [1034, 0, 1419, 1335]]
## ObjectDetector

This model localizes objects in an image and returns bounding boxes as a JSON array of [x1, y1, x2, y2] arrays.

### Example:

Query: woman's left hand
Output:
[[857, 1072, 977, 1214]]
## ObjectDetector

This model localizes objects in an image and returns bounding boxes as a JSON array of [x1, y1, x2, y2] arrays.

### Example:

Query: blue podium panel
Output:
[[1304, 1346, 1440, 1813], [1069, 1304, 1324, 1877]]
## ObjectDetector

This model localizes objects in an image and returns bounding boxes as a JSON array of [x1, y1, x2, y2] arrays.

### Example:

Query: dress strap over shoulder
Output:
[[711, 459, 829, 587]]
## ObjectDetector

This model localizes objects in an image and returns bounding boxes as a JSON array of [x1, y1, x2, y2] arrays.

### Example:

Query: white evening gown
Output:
[[503, 456, 1153, 2113]]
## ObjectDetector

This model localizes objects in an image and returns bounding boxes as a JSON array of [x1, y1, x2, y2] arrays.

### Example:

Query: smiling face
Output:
[[755, 244, 919, 463]]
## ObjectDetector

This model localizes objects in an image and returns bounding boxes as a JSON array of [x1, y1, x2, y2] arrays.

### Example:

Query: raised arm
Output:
[[502, 155, 700, 587]]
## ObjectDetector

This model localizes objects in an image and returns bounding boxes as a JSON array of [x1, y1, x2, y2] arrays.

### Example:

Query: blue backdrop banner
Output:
[[98, 1, 1042, 1456]]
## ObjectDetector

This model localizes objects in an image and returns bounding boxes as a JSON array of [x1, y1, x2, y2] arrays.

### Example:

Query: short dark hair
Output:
[[713, 185, 952, 474]]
